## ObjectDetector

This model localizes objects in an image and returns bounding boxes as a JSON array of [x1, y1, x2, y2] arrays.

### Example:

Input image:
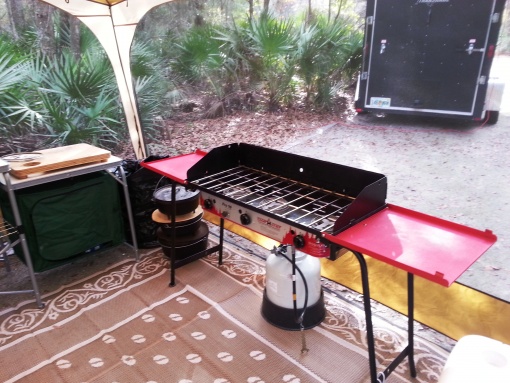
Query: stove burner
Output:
[[193, 166, 352, 233]]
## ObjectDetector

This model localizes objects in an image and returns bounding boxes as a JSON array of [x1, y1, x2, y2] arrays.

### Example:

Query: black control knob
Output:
[[293, 235, 306, 249], [221, 211, 229, 218], [203, 199, 214, 210], [240, 213, 251, 225]]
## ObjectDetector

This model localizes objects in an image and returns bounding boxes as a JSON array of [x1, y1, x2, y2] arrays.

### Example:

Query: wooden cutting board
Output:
[[8, 144, 111, 179]]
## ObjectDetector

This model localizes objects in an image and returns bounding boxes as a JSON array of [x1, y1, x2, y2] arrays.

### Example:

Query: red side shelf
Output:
[[140, 150, 207, 184], [324, 204, 497, 287]]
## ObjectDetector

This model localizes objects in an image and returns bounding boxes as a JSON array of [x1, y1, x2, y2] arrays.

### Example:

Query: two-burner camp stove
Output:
[[186, 143, 387, 258], [141, 142, 496, 383]]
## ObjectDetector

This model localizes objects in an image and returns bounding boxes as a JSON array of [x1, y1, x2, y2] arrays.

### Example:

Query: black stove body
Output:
[[187, 143, 387, 258]]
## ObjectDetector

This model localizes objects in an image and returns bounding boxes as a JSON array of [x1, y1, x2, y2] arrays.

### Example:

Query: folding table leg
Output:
[[115, 165, 139, 261], [351, 250, 418, 383], [352, 250, 378, 383], [3, 172, 44, 308]]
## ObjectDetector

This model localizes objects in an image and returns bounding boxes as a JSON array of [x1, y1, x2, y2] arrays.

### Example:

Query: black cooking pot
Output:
[[153, 185, 200, 216], [152, 206, 203, 237], [157, 222, 209, 260]]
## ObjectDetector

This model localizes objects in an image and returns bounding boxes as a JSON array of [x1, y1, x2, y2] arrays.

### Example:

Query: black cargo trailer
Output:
[[354, 0, 507, 123]]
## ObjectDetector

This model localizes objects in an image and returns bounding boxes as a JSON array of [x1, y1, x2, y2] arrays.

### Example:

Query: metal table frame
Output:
[[325, 204, 496, 383], [0, 156, 139, 308], [328, 244, 416, 383], [164, 181, 224, 286]]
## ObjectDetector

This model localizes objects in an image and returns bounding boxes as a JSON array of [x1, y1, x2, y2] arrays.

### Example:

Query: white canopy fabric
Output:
[[40, 0, 174, 159]]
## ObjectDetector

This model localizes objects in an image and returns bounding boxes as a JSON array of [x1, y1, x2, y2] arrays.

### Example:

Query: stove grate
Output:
[[193, 165, 354, 233]]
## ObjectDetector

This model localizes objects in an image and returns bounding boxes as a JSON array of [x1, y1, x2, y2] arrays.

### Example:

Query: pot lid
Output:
[[152, 206, 203, 223], [153, 185, 199, 202]]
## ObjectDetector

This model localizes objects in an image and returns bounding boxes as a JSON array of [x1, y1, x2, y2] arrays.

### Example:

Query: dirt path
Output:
[[282, 110, 510, 302]]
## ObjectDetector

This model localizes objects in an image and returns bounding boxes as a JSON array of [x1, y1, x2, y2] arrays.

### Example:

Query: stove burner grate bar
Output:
[[193, 165, 355, 233], [239, 182, 297, 205], [198, 167, 263, 191]]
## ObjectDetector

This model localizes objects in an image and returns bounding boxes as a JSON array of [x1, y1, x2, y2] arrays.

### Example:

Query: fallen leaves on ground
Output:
[[117, 106, 355, 160]]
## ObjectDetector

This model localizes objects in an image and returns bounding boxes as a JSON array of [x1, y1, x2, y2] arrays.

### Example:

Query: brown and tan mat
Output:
[[0, 239, 448, 383]]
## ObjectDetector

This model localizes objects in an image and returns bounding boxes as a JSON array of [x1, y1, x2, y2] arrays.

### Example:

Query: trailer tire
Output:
[[486, 111, 499, 125]]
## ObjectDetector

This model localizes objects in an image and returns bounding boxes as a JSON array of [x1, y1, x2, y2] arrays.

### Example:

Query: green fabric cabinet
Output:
[[0, 171, 124, 272]]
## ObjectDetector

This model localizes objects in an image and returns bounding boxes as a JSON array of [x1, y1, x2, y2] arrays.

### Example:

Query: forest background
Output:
[[0, 0, 509, 158]]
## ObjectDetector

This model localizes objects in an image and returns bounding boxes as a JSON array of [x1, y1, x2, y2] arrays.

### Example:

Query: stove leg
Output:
[[169, 182, 177, 287], [352, 251, 378, 383], [351, 251, 417, 383], [408, 273, 417, 377], [218, 218, 224, 265], [169, 257, 176, 286]]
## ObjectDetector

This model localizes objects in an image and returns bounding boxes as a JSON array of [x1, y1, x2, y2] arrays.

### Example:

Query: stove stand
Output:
[[162, 181, 224, 287], [141, 144, 497, 383]]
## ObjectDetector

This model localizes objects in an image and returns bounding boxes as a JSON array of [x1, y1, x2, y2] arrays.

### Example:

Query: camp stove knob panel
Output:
[[200, 192, 331, 258]]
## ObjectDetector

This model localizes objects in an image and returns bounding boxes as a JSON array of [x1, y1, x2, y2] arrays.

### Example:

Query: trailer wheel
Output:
[[486, 111, 499, 125]]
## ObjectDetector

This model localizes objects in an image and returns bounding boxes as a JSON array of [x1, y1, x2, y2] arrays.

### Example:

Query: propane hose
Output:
[[276, 245, 310, 353]]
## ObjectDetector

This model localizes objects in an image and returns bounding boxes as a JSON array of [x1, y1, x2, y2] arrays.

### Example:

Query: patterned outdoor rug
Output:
[[0, 239, 448, 383]]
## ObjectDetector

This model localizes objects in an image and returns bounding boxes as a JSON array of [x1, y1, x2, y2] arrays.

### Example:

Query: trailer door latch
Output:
[[380, 40, 387, 54], [466, 39, 485, 55]]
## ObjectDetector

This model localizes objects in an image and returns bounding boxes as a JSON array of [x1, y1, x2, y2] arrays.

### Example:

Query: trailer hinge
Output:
[[479, 75, 487, 85], [366, 16, 374, 25], [361, 72, 368, 80], [492, 12, 500, 23]]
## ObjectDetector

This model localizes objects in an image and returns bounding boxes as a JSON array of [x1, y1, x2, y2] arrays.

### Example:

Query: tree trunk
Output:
[[34, 2, 56, 57], [5, 0, 26, 40], [68, 15, 82, 60], [262, 0, 269, 14], [247, 0, 254, 22], [334, 0, 346, 23], [192, 0, 205, 26], [306, 0, 313, 25]]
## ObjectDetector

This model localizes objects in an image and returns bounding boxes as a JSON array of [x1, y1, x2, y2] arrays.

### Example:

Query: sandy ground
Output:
[[281, 56, 510, 301]]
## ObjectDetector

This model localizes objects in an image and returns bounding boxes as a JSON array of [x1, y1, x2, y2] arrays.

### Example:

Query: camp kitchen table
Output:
[[142, 145, 496, 383], [0, 145, 139, 308]]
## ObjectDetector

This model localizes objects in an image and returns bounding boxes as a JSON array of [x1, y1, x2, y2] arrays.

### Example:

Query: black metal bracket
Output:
[[168, 181, 224, 287], [350, 250, 416, 383]]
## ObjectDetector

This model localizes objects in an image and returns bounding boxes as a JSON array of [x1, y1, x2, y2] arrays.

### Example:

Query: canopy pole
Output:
[[38, 0, 177, 159]]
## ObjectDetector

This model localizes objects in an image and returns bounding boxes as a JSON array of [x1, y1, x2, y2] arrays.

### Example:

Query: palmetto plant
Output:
[[0, 37, 41, 152], [0, 24, 171, 153], [0, 36, 28, 122], [31, 51, 121, 147], [129, 39, 174, 140], [0, 27, 122, 151], [244, 12, 297, 110], [0, 56, 28, 124], [294, 15, 363, 109], [172, 26, 224, 86]]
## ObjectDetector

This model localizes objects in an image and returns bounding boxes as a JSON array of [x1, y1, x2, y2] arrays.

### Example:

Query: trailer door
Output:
[[363, 0, 497, 115]]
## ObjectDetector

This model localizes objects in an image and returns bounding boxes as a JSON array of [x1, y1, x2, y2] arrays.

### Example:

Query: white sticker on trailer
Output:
[[370, 97, 391, 108]]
